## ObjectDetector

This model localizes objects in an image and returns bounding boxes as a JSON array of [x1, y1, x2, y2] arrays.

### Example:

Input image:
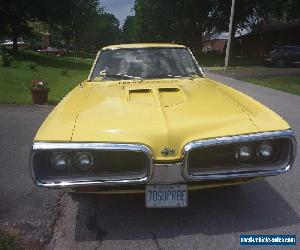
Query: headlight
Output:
[[235, 145, 254, 162], [74, 152, 94, 171], [258, 142, 273, 159], [51, 152, 70, 171]]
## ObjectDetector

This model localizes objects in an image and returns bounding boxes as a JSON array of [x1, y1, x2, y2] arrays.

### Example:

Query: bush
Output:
[[28, 62, 38, 70], [0, 47, 12, 67]]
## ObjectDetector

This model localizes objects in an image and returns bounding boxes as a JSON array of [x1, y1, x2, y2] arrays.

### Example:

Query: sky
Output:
[[101, 0, 135, 27]]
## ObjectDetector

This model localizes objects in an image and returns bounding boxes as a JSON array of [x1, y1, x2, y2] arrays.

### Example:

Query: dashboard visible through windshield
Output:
[[90, 47, 203, 81]]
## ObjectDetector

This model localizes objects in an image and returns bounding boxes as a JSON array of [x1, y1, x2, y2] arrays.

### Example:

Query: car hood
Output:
[[35, 77, 289, 161], [65, 78, 287, 160]]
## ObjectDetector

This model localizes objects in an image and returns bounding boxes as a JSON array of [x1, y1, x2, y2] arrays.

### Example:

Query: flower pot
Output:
[[31, 88, 49, 105]]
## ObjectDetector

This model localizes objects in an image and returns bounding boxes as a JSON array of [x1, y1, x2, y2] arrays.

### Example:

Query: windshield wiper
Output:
[[146, 74, 189, 79], [105, 73, 142, 80], [166, 74, 186, 78]]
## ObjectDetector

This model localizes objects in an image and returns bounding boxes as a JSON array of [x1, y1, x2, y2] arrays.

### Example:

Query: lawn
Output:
[[196, 54, 261, 68], [0, 50, 94, 104], [246, 76, 300, 96], [0, 231, 23, 250]]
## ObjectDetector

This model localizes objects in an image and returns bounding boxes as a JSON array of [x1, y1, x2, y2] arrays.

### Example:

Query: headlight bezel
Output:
[[30, 142, 153, 187], [183, 130, 296, 180]]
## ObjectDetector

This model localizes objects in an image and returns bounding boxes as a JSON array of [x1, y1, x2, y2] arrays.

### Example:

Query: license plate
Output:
[[145, 184, 188, 208]]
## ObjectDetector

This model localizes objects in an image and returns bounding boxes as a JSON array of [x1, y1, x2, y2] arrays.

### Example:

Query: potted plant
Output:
[[30, 80, 49, 105]]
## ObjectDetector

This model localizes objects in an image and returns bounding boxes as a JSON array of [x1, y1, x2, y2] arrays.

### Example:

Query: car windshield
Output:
[[90, 47, 202, 81]]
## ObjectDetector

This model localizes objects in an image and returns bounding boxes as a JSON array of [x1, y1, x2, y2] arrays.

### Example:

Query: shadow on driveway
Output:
[[73, 180, 299, 242]]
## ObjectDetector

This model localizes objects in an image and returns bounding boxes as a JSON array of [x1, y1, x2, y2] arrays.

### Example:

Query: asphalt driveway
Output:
[[1, 72, 299, 249], [0, 105, 59, 247]]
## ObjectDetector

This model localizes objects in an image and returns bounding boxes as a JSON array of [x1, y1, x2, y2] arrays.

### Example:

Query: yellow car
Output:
[[30, 43, 297, 208]]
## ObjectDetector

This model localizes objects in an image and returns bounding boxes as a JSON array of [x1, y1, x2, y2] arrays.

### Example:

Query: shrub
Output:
[[0, 46, 12, 67], [28, 62, 38, 70]]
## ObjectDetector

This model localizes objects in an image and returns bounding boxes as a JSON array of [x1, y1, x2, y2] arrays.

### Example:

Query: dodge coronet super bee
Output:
[[30, 43, 297, 208]]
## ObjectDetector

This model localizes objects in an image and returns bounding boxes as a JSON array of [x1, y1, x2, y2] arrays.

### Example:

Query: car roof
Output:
[[101, 43, 186, 50]]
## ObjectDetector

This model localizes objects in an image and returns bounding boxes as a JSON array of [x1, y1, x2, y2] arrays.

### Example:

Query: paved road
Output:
[[47, 73, 300, 250], [0, 105, 60, 247]]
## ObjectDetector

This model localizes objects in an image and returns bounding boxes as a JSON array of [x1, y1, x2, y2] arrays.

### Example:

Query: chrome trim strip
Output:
[[30, 142, 154, 188], [32, 142, 153, 156], [181, 129, 297, 181], [187, 47, 205, 77], [183, 130, 295, 154], [35, 177, 149, 188], [87, 50, 101, 81]]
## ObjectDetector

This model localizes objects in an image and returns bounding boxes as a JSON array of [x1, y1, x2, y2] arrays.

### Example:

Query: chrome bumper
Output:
[[30, 130, 297, 188]]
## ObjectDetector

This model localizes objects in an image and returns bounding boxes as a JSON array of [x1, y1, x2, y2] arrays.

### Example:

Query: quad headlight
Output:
[[258, 142, 273, 160], [74, 152, 94, 171], [235, 145, 254, 162], [235, 141, 275, 163], [51, 151, 94, 172], [51, 152, 71, 171]]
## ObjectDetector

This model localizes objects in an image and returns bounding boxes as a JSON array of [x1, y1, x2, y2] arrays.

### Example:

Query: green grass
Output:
[[196, 54, 261, 68], [246, 76, 300, 96], [0, 232, 23, 250], [0, 50, 94, 104]]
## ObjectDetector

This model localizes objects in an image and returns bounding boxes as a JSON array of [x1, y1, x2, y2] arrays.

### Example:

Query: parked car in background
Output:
[[30, 43, 296, 208], [37, 47, 65, 56], [0, 40, 29, 49], [264, 45, 300, 67]]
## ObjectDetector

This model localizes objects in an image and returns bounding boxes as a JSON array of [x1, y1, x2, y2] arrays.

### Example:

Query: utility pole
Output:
[[224, 0, 236, 71]]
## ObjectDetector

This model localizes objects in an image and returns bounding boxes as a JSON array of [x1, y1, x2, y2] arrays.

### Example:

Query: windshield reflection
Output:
[[91, 48, 202, 80]]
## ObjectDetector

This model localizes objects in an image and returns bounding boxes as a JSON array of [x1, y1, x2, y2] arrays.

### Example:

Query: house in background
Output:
[[237, 19, 300, 57], [202, 32, 228, 54]]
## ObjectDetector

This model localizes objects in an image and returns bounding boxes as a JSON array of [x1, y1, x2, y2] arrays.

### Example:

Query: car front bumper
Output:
[[30, 130, 297, 189]]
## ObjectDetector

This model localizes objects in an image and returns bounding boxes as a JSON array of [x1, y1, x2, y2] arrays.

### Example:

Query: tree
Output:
[[130, 0, 213, 51], [254, 0, 300, 22], [40, 0, 120, 51], [0, 0, 121, 51], [285, 0, 300, 20], [122, 16, 139, 43], [0, 0, 32, 49], [78, 12, 120, 50], [42, 0, 100, 51]]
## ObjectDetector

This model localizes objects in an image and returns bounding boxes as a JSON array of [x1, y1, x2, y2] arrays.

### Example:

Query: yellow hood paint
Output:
[[35, 83, 92, 141], [34, 77, 290, 161]]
